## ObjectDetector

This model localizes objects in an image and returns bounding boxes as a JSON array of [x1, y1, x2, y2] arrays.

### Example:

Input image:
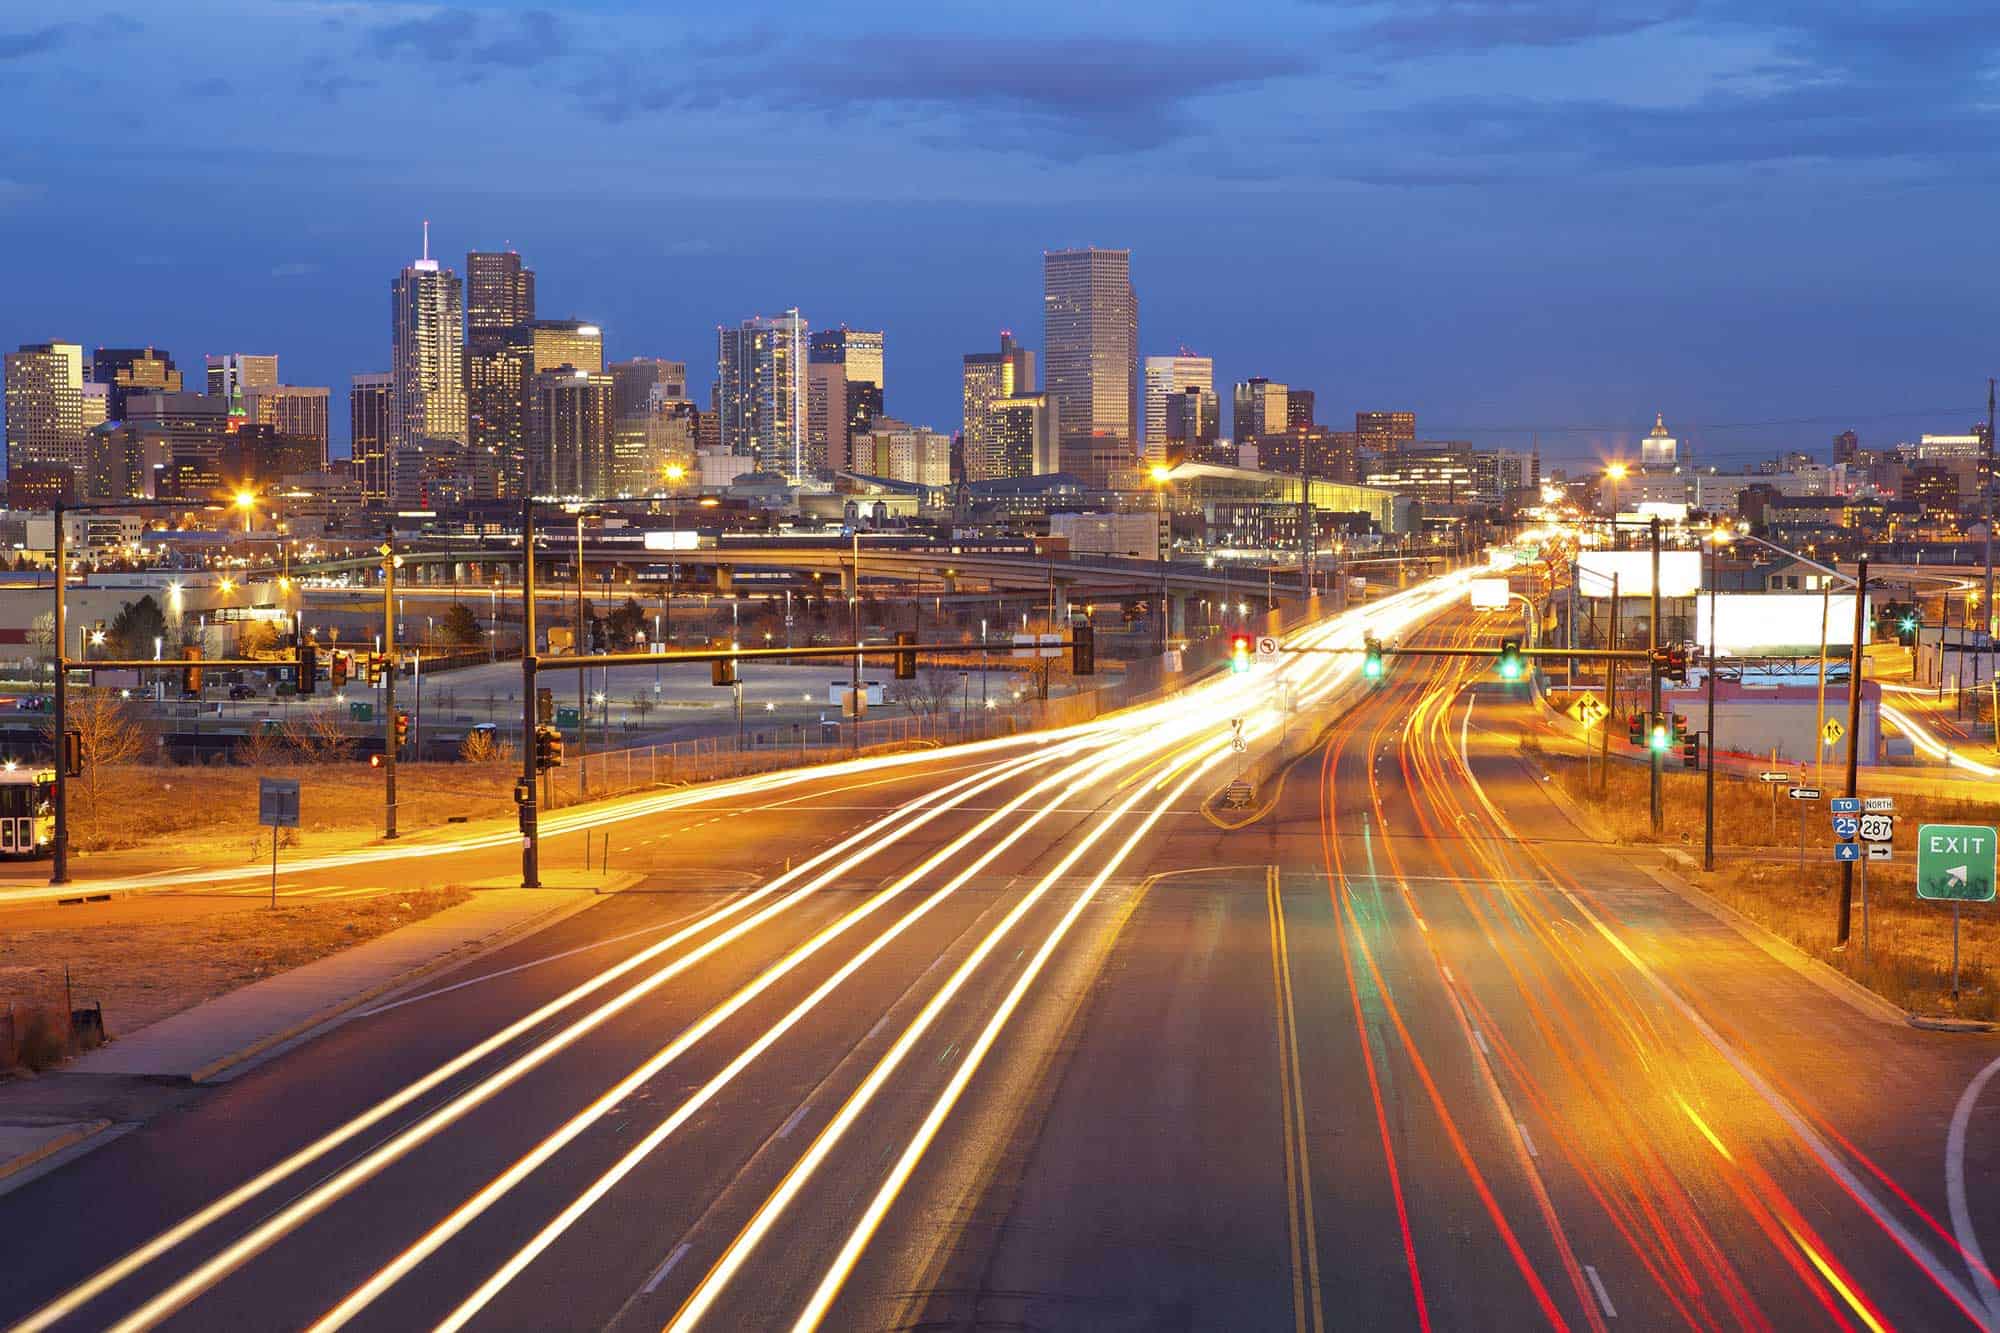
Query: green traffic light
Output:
[[1900, 617, 1918, 632], [1363, 654, 1385, 680], [1649, 726, 1671, 752]]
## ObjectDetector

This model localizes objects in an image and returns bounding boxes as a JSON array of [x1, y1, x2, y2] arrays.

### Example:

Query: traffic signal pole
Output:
[[381, 539, 397, 841], [1837, 557, 1868, 947], [1704, 537, 1718, 872], [520, 476, 540, 889], [50, 505, 68, 885], [1649, 517, 1662, 836]]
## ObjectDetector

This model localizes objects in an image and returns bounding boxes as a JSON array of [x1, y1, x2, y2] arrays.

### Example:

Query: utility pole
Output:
[[1985, 377, 1994, 696], [520, 473, 540, 888], [1703, 535, 1720, 872], [1602, 572, 1618, 794], [851, 527, 862, 754], [1837, 556, 1868, 947], [381, 537, 398, 840], [1299, 442, 1314, 600], [575, 514, 587, 796], [50, 504, 68, 884], [1649, 516, 1662, 835]]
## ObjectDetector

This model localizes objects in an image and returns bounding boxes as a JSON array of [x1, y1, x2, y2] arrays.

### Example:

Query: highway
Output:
[[4, 577, 2000, 1331]]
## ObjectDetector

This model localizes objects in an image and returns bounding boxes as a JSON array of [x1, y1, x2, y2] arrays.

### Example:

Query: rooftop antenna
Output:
[[422, 218, 430, 262]]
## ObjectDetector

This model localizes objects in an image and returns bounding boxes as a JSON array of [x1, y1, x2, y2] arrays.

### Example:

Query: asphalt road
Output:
[[5, 588, 2000, 1332]]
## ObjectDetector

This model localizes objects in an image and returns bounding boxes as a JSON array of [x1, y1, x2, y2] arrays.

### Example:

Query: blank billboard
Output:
[[1696, 592, 1870, 657], [1468, 578, 1511, 610], [1576, 550, 1702, 599]]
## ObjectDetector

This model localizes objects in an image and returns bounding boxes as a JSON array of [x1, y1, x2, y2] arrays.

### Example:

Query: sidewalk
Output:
[[64, 880, 608, 1083]]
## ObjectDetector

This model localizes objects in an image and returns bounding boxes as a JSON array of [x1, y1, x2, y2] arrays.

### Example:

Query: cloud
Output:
[[585, 32, 1314, 157], [369, 8, 567, 69], [1333, 0, 1693, 58], [0, 23, 75, 60]]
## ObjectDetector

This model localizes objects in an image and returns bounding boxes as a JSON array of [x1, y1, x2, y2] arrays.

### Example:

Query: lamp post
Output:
[[379, 539, 398, 839], [1149, 463, 1172, 656], [1603, 462, 1627, 519], [576, 511, 587, 795], [1704, 527, 1727, 872], [663, 461, 686, 651]]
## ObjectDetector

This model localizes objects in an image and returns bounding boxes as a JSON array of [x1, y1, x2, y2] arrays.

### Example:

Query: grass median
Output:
[[1535, 749, 1997, 1021]]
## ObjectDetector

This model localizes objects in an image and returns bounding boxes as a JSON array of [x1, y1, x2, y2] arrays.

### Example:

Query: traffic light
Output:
[[181, 645, 203, 696], [366, 653, 384, 686], [1362, 636, 1385, 681], [894, 630, 917, 681], [534, 725, 565, 771], [1071, 619, 1095, 676], [1672, 712, 1689, 743], [1497, 638, 1524, 681], [1230, 634, 1252, 674], [370, 753, 383, 769], [330, 652, 348, 689], [1649, 717, 1672, 752], [1682, 731, 1700, 769], [1898, 614, 1918, 647], [62, 728, 81, 779], [1662, 645, 1689, 685], [297, 643, 318, 696], [394, 710, 410, 751], [536, 687, 554, 725], [1628, 711, 1646, 746]]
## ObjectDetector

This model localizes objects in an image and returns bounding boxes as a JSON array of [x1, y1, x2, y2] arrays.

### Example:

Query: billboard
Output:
[[1468, 578, 1511, 610], [642, 529, 700, 551], [1696, 592, 1870, 657], [1576, 550, 1702, 599]]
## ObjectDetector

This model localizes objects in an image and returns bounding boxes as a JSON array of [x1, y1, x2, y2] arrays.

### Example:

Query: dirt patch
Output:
[[0, 886, 472, 1061], [1538, 752, 1997, 1020]]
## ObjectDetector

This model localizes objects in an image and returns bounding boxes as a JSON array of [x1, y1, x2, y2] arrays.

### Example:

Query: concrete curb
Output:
[[185, 889, 610, 1084], [0, 1118, 112, 1182]]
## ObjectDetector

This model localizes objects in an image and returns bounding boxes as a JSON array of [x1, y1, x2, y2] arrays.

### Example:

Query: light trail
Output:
[[20, 740, 1086, 1333], [669, 733, 1231, 1331], [1881, 702, 2000, 778]]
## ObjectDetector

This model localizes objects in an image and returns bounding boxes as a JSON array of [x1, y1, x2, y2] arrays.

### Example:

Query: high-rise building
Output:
[[522, 320, 603, 377], [244, 385, 330, 467], [809, 327, 884, 391], [610, 359, 693, 493], [205, 353, 279, 406], [806, 362, 847, 475], [1233, 378, 1289, 443], [1834, 429, 1860, 466], [963, 332, 1037, 481], [350, 372, 393, 503], [90, 346, 180, 422], [1355, 411, 1416, 454], [717, 311, 807, 479], [466, 250, 535, 334], [1164, 386, 1222, 462], [125, 391, 232, 500], [390, 236, 466, 452], [1287, 389, 1316, 430], [988, 393, 1060, 478], [1043, 247, 1137, 482], [807, 327, 883, 477], [4, 342, 88, 483], [1142, 353, 1212, 461], [530, 367, 615, 496]]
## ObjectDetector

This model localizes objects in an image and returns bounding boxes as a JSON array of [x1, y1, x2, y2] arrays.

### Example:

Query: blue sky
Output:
[[1, 0, 1992, 465]]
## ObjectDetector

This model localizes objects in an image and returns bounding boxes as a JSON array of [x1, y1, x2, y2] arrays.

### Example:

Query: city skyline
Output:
[[3, 4, 1993, 466]]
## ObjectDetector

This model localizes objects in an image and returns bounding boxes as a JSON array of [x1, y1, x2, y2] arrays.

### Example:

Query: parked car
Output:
[[228, 684, 259, 701]]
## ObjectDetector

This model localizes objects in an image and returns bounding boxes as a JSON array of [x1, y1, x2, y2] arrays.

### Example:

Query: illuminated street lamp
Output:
[[1149, 463, 1173, 656], [234, 489, 256, 533], [1602, 462, 1628, 518]]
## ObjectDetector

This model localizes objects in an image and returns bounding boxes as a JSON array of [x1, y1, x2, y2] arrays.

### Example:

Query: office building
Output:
[[4, 341, 88, 482], [1287, 390, 1315, 430], [1355, 411, 1416, 454], [1043, 247, 1137, 478], [963, 332, 1038, 481], [717, 311, 807, 479], [350, 372, 393, 503], [808, 327, 883, 476], [390, 436, 493, 511], [125, 391, 232, 500], [1233, 378, 1289, 443], [390, 238, 466, 450], [988, 393, 1059, 478], [809, 327, 883, 392], [206, 353, 279, 406], [1141, 352, 1212, 461], [244, 385, 330, 466], [610, 359, 694, 493], [1164, 386, 1223, 463], [531, 366, 615, 496], [90, 346, 181, 422], [466, 250, 535, 334]]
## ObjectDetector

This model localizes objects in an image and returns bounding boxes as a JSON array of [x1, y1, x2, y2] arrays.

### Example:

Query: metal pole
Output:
[[1703, 538, 1718, 872], [1299, 443, 1313, 600], [1649, 516, 1662, 836], [576, 515, 587, 795], [1985, 377, 1994, 647], [1953, 902, 1962, 1001], [1157, 481, 1168, 657], [1836, 556, 1867, 947], [1814, 584, 1831, 789], [382, 540, 397, 839], [1860, 853, 1869, 967], [270, 824, 278, 909], [850, 529, 861, 754], [521, 476, 540, 887], [1602, 572, 1617, 794], [50, 502, 68, 884]]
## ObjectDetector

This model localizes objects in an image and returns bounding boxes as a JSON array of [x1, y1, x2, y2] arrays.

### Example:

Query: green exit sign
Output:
[[1917, 824, 1997, 903], [349, 701, 374, 722], [555, 707, 581, 729]]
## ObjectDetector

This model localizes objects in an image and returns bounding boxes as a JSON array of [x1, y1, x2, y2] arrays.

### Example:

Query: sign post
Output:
[[258, 777, 301, 909], [1787, 786, 1820, 870], [1917, 823, 1997, 1000]]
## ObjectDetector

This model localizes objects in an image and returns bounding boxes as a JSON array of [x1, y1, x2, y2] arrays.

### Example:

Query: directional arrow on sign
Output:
[[1758, 771, 1792, 783], [1948, 865, 1968, 888]]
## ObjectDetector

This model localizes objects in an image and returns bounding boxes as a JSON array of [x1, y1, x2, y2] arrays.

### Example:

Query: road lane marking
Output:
[[1947, 1053, 2000, 1323], [1516, 1121, 1539, 1158], [777, 1102, 812, 1139], [1583, 1265, 1617, 1319], [643, 1244, 692, 1294], [1268, 867, 1327, 1333]]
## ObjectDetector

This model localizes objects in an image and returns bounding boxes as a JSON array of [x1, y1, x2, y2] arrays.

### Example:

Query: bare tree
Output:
[[459, 728, 513, 764], [892, 666, 957, 719], [44, 690, 147, 834], [281, 707, 355, 763], [628, 693, 656, 726]]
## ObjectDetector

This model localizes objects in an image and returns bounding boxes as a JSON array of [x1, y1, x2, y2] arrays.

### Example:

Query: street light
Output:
[[1149, 463, 1172, 656], [234, 489, 256, 534], [1603, 462, 1627, 518]]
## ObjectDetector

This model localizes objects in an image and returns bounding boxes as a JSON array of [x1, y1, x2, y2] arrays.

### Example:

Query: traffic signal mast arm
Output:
[[529, 637, 1091, 672]]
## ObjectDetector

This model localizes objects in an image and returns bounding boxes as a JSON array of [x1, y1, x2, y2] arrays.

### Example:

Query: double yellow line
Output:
[[1267, 865, 1325, 1333]]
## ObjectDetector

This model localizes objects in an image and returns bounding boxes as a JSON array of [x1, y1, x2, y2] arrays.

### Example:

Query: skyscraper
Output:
[[1355, 411, 1416, 454], [963, 332, 1037, 481], [1142, 353, 1212, 460], [610, 359, 692, 493], [807, 327, 883, 476], [244, 385, 331, 467], [465, 249, 536, 494], [91, 346, 181, 422], [206, 353, 279, 405], [1233, 378, 1288, 443], [390, 233, 467, 452], [1164, 386, 1222, 462], [988, 393, 1059, 479], [717, 311, 807, 479], [4, 341, 88, 482], [350, 372, 393, 503], [1043, 247, 1137, 484], [531, 367, 615, 497]]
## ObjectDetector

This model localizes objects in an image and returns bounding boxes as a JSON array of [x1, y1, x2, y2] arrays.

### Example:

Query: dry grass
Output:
[[0, 885, 472, 1051], [1541, 753, 1998, 1019], [67, 762, 518, 854]]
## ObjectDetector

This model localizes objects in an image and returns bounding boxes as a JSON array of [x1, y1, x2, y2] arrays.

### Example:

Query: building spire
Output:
[[422, 218, 430, 262]]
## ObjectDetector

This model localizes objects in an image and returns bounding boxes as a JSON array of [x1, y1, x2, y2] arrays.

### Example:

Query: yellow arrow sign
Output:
[[1568, 693, 1608, 728], [1822, 718, 1846, 746]]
